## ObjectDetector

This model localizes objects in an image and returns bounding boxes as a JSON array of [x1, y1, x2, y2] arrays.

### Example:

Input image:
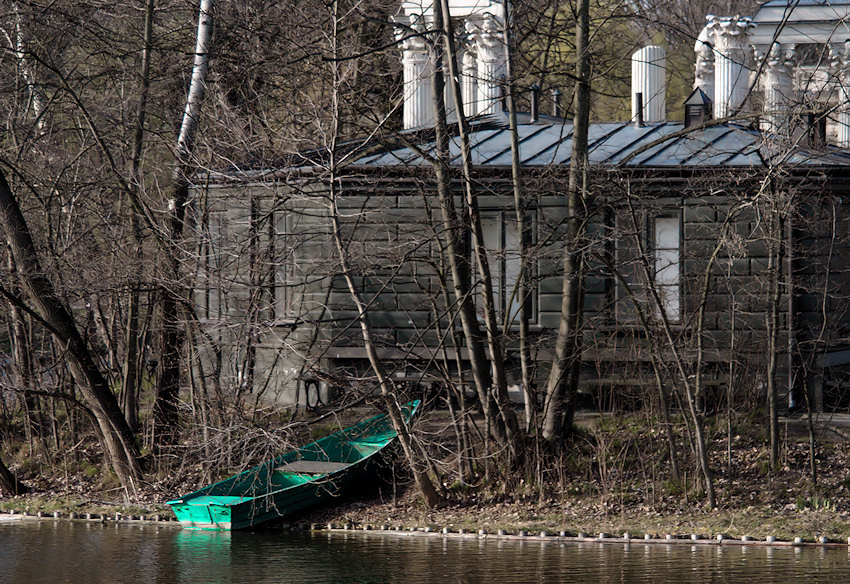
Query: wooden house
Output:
[[190, 0, 850, 413]]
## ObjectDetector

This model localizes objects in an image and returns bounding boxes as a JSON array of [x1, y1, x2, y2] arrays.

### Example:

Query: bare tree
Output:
[[154, 0, 215, 441], [0, 167, 142, 494], [542, 0, 591, 441]]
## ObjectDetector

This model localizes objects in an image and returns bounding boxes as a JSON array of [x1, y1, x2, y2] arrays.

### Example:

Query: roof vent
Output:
[[631, 46, 666, 123], [552, 88, 562, 117], [529, 84, 540, 122], [684, 87, 712, 128]]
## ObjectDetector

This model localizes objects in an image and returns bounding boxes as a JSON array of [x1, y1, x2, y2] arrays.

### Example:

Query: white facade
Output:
[[706, 16, 756, 119], [694, 1, 850, 145], [395, 0, 508, 128]]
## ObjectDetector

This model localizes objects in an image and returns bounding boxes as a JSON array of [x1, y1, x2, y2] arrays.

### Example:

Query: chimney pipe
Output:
[[635, 93, 644, 127], [552, 88, 562, 117], [530, 84, 540, 122]]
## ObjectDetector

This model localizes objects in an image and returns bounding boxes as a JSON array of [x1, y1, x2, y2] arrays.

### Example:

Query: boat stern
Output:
[[166, 498, 233, 530]]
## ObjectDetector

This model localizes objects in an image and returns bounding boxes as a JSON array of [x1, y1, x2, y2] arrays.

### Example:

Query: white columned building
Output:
[[397, 13, 433, 129], [757, 42, 795, 136], [694, 2, 850, 147], [469, 14, 506, 116], [461, 30, 478, 118], [707, 15, 756, 120], [833, 40, 850, 147], [396, 0, 507, 129]]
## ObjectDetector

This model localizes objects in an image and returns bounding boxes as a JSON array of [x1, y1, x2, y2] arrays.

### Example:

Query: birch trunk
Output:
[[154, 0, 214, 439], [11, 1, 47, 133]]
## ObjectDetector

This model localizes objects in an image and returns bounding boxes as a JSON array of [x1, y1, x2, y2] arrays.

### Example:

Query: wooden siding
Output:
[[191, 168, 850, 409]]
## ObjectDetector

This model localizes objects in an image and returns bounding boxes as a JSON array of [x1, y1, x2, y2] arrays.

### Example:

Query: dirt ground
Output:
[[3, 410, 850, 542]]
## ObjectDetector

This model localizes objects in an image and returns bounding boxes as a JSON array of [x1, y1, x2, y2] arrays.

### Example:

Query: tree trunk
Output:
[[0, 168, 142, 494], [0, 454, 27, 496], [155, 0, 214, 440], [501, 0, 534, 433], [542, 0, 590, 440], [767, 201, 782, 470], [619, 189, 716, 508], [122, 0, 157, 432], [5, 252, 40, 442], [436, 0, 519, 458], [324, 0, 438, 505], [422, 14, 514, 452]]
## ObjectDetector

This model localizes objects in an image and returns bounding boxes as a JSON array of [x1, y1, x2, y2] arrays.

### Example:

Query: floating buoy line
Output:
[[316, 522, 850, 548], [2, 508, 847, 547]]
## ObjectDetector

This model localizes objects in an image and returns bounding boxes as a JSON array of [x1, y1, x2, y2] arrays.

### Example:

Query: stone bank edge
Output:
[[315, 523, 850, 547]]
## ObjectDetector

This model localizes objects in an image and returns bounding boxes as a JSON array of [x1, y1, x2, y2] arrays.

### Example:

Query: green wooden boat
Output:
[[166, 401, 419, 530]]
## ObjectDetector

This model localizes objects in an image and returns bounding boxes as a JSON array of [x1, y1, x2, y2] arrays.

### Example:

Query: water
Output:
[[1, 520, 849, 583]]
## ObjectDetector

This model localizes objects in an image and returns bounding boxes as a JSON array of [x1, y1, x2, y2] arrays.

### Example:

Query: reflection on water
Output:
[[1, 521, 850, 583]]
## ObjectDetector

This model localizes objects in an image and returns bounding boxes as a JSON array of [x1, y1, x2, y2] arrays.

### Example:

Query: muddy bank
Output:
[[2, 411, 849, 541]]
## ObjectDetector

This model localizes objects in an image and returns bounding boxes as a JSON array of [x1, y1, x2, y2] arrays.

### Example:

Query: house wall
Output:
[[190, 169, 850, 412]]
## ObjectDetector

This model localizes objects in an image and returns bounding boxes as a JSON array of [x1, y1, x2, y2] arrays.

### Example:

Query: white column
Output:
[[835, 40, 850, 147], [470, 14, 506, 115], [396, 14, 433, 129], [707, 15, 755, 119], [758, 42, 795, 136], [694, 41, 715, 101], [631, 45, 666, 123], [461, 24, 478, 117]]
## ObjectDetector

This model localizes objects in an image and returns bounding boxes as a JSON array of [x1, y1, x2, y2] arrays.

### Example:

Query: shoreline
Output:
[[0, 507, 178, 524], [318, 524, 850, 547], [4, 412, 850, 547], [2, 508, 849, 548]]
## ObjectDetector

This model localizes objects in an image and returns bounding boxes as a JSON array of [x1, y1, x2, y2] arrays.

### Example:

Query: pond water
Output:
[[1, 520, 849, 583]]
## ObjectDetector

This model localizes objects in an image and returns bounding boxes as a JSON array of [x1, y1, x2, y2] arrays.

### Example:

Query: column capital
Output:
[[393, 12, 429, 55], [706, 15, 756, 50], [467, 13, 504, 63], [756, 42, 795, 73]]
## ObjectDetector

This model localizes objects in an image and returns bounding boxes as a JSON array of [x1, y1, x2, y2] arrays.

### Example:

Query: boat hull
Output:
[[167, 401, 418, 530]]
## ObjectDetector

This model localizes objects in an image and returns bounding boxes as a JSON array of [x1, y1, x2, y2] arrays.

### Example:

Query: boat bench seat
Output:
[[274, 460, 350, 475]]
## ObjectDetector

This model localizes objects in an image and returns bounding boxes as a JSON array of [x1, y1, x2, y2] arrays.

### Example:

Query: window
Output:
[[613, 210, 681, 324], [273, 211, 301, 319], [653, 215, 680, 322], [196, 211, 225, 320], [479, 211, 534, 326]]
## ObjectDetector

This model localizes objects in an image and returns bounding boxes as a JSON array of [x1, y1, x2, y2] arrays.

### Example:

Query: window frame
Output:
[[477, 209, 538, 328], [651, 213, 682, 323]]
